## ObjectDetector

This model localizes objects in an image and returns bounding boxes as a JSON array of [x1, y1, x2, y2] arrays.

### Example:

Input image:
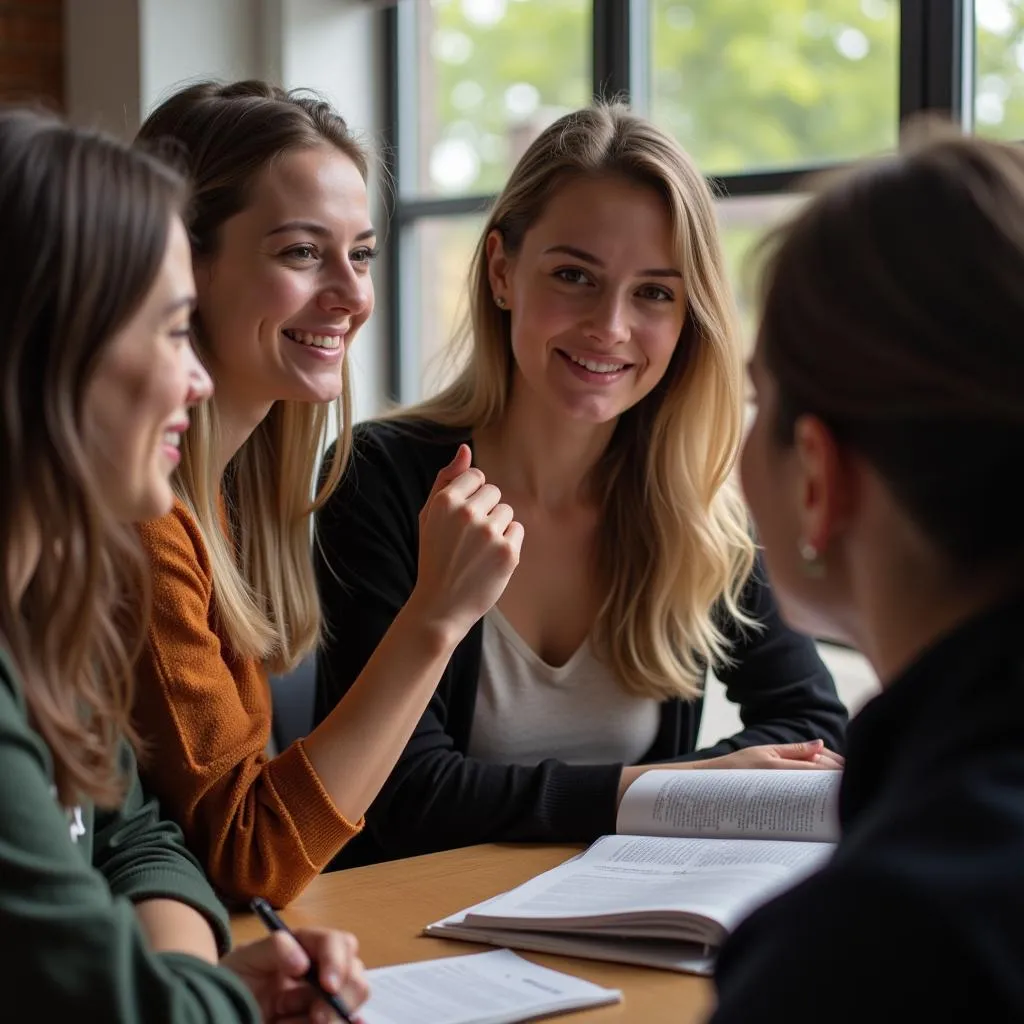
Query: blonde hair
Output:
[[137, 81, 365, 673], [399, 104, 756, 700]]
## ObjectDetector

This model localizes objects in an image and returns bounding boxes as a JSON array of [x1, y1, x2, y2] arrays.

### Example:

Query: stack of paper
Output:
[[359, 949, 622, 1024]]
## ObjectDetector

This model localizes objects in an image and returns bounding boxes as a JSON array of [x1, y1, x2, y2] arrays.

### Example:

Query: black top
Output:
[[314, 419, 847, 867], [711, 590, 1024, 1022]]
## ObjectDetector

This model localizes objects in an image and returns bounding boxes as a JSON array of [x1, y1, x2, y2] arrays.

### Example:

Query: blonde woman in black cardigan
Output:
[[315, 105, 846, 867]]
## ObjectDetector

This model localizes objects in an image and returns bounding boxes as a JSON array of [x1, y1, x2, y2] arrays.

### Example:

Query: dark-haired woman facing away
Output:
[[710, 129, 1024, 1020], [0, 108, 367, 1022]]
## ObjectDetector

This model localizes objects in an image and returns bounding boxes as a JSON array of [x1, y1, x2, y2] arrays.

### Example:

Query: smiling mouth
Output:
[[283, 328, 344, 351], [558, 350, 633, 375]]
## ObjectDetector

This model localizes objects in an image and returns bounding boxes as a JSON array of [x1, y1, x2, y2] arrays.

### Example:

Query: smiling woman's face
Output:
[[486, 173, 686, 425], [83, 217, 212, 522], [194, 144, 377, 411]]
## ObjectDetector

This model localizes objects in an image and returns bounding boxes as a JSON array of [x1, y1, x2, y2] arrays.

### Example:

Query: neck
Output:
[[844, 538, 1016, 688], [474, 383, 617, 509], [208, 377, 275, 480]]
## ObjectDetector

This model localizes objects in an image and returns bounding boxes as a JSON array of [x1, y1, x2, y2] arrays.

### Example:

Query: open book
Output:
[[360, 949, 621, 1024], [426, 769, 840, 975]]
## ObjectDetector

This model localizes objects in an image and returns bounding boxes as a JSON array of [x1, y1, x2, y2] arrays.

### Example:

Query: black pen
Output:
[[249, 896, 356, 1023]]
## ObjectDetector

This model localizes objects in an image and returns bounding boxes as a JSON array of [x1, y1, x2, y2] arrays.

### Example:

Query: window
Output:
[[974, 0, 1024, 138], [385, 2, 976, 402], [648, 1, 899, 175], [405, 214, 486, 399], [717, 195, 805, 348], [399, 0, 590, 198]]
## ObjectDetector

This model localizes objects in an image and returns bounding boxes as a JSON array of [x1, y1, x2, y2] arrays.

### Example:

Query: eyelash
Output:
[[553, 268, 674, 302], [282, 244, 380, 267], [351, 245, 380, 265]]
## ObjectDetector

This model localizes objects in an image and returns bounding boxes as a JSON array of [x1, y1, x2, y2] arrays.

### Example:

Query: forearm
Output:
[[134, 898, 219, 963], [303, 595, 461, 824]]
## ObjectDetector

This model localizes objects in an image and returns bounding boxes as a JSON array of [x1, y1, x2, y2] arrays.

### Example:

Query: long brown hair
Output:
[[137, 80, 369, 673], [397, 104, 756, 701], [758, 126, 1024, 573], [0, 108, 186, 806]]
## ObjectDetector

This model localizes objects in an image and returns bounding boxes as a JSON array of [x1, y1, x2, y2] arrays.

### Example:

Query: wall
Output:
[[0, 0, 64, 108]]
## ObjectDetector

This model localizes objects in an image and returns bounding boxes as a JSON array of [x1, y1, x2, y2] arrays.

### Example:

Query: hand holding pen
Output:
[[219, 897, 368, 1023]]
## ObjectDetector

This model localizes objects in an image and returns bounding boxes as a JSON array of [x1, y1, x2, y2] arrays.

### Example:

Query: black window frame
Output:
[[381, 0, 973, 402]]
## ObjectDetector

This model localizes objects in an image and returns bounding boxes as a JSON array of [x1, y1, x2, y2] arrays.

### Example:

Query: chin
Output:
[[283, 373, 346, 405], [134, 484, 175, 522], [556, 396, 623, 424]]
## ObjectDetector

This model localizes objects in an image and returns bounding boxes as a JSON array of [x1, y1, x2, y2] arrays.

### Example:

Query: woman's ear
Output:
[[792, 414, 856, 557], [485, 229, 512, 304]]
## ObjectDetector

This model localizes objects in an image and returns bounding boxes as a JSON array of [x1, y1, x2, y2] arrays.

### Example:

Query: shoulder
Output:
[[713, 550, 774, 635], [352, 418, 470, 471], [325, 418, 470, 509], [0, 646, 53, 774], [136, 499, 213, 595]]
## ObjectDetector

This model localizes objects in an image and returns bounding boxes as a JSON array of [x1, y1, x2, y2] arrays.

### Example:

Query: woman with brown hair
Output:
[[0, 108, 367, 1022], [710, 128, 1024, 1019], [314, 104, 846, 867], [132, 80, 522, 906]]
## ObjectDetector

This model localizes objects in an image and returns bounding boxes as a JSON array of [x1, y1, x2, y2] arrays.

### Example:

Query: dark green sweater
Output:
[[0, 647, 260, 1021]]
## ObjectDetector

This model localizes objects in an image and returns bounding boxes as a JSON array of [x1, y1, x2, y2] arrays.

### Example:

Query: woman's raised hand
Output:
[[409, 444, 524, 644]]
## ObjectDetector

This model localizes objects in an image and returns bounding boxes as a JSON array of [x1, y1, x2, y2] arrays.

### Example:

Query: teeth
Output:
[[285, 329, 343, 350], [569, 354, 627, 374], [163, 431, 181, 448]]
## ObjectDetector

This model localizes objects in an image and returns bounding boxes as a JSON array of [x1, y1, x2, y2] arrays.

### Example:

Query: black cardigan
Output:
[[711, 589, 1024, 1021], [314, 419, 847, 867]]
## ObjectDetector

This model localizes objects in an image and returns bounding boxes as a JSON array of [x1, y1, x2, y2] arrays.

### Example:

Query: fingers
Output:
[[813, 748, 845, 769], [462, 481, 504, 519], [423, 443, 473, 507], [236, 931, 310, 977], [433, 466, 488, 510], [486, 502, 515, 536], [503, 518, 525, 556], [772, 739, 824, 762], [290, 928, 370, 1012], [761, 758, 827, 769]]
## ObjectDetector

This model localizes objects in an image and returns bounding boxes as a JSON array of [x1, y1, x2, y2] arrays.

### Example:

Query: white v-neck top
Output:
[[466, 607, 661, 767]]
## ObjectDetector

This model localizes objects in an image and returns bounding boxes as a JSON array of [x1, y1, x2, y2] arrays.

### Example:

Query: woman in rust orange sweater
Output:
[[131, 81, 522, 906]]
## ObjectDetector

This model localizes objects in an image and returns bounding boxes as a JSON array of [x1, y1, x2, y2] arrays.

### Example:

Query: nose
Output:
[[318, 262, 373, 319], [184, 344, 213, 405], [585, 289, 630, 347]]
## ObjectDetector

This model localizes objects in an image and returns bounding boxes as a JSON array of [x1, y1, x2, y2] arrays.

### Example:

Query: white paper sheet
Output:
[[358, 949, 621, 1024]]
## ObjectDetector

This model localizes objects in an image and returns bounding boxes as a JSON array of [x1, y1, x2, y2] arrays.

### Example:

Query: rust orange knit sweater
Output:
[[133, 500, 361, 907]]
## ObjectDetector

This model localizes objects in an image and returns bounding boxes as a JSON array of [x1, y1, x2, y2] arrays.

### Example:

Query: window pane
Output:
[[974, 0, 1024, 139], [648, 1, 899, 175], [718, 195, 804, 352], [406, 215, 487, 400], [400, 0, 590, 197]]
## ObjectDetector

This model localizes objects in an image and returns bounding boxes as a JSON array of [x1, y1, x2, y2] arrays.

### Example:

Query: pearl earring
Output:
[[494, 295, 507, 308], [798, 540, 826, 578]]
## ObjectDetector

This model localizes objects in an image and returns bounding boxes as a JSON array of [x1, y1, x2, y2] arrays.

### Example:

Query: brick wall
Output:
[[0, 0, 63, 109]]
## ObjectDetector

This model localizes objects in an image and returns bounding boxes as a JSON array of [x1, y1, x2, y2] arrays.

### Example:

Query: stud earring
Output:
[[494, 295, 507, 309], [798, 540, 826, 578]]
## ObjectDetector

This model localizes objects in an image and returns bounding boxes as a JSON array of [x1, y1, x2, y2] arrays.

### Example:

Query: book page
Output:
[[359, 949, 621, 1024], [426, 900, 718, 975], [462, 833, 833, 941], [616, 769, 840, 842]]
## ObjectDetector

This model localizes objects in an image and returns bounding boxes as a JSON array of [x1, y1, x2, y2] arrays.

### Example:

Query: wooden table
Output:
[[231, 843, 714, 1023]]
